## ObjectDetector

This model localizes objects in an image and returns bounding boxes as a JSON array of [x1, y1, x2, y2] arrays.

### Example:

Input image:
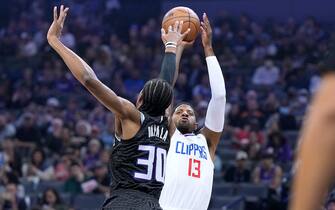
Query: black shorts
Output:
[[101, 189, 162, 210]]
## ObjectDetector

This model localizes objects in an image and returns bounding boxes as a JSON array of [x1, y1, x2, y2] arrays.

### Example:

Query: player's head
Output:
[[172, 103, 198, 134], [136, 79, 173, 117]]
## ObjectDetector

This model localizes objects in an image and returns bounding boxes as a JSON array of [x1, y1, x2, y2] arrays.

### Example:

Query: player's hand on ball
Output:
[[200, 13, 213, 48], [180, 40, 195, 50], [47, 5, 69, 43], [161, 21, 190, 49]]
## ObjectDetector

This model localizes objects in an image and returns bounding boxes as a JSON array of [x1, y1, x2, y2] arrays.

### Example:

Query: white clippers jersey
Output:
[[159, 129, 214, 210]]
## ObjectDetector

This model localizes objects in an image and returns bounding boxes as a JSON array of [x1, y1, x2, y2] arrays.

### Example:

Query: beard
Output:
[[176, 121, 193, 134]]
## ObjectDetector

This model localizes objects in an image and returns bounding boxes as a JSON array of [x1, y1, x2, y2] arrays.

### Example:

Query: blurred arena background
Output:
[[0, 0, 334, 210]]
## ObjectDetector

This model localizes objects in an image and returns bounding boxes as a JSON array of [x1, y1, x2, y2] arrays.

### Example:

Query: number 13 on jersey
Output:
[[188, 158, 201, 178]]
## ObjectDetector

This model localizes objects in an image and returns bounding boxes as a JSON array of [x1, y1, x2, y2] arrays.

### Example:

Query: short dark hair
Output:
[[173, 102, 202, 134], [139, 79, 173, 117], [174, 102, 197, 118]]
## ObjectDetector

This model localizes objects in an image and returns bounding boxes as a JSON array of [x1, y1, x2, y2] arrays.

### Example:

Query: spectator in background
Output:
[[11, 85, 32, 109], [89, 105, 106, 129], [192, 74, 211, 103], [252, 59, 280, 86], [290, 89, 309, 124], [277, 96, 298, 130], [124, 68, 145, 101], [91, 125, 101, 141], [0, 77, 11, 108], [99, 149, 110, 166], [252, 148, 283, 190], [188, 54, 205, 88], [60, 26, 76, 49], [92, 45, 114, 82], [224, 151, 251, 183], [214, 154, 223, 173], [100, 113, 115, 148], [175, 73, 191, 102], [253, 149, 283, 210], [227, 103, 244, 129], [263, 93, 280, 119], [234, 120, 264, 159], [63, 162, 85, 195], [195, 101, 208, 128], [83, 139, 102, 170], [63, 98, 79, 126], [39, 188, 68, 210], [241, 93, 264, 126], [1, 139, 22, 177], [218, 47, 238, 69], [59, 127, 72, 150], [251, 38, 277, 63], [45, 118, 64, 155], [0, 182, 27, 210], [19, 32, 37, 58], [72, 120, 91, 147], [54, 154, 71, 182], [21, 149, 54, 181], [15, 113, 41, 149], [0, 114, 16, 142], [267, 131, 292, 163], [90, 162, 109, 194]]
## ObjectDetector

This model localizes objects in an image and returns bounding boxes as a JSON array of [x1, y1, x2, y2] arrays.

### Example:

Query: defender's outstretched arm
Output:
[[47, 6, 139, 121]]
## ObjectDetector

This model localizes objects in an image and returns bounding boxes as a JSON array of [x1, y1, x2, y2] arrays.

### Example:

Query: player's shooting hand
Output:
[[47, 5, 69, 43], [180, 40, 195, 50], [200, 13, 213, 49], [161, 21, 191, 49]]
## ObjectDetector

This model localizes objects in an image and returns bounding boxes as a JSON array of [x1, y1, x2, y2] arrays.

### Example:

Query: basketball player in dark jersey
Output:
[[47, 6, 190, 210], [290, 35, 335, 210]]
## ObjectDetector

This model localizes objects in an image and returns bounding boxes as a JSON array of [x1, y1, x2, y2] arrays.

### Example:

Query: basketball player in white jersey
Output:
[[159, 13, 226, 210]]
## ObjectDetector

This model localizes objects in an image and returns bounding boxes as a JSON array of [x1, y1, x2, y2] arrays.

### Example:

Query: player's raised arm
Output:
[[160, 21, 192, 86], [47, 6, 139, 121], [159, 21, 192, 134], [199, 13, 226, 160]]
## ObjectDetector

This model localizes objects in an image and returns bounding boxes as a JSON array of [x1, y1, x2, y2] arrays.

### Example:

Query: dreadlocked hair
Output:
[[139, 79, 173, 117]]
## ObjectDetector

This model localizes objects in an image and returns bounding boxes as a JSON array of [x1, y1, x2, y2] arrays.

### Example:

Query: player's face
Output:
[[172, 104, 197, 134]]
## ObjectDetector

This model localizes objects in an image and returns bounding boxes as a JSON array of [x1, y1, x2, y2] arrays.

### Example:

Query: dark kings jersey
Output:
[[109, 112, 170, 199]]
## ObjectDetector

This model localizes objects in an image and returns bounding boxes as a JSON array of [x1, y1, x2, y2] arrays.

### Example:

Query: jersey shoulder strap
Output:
[[140, 112, 145, 124]]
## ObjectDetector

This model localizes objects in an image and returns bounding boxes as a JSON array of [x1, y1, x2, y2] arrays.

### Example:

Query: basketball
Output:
[[162, 6, 200, 42]]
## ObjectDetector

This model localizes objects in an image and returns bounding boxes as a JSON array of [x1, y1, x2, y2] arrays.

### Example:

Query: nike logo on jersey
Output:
[[148, 125, 168, 141], [175, 141, 207, 160]]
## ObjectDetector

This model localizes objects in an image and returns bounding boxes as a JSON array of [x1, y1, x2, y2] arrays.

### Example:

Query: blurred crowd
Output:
[[0, 0, 333, 209]]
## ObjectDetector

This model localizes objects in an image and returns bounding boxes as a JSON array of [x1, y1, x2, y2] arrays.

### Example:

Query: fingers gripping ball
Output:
[[162, 7, 200, 42]]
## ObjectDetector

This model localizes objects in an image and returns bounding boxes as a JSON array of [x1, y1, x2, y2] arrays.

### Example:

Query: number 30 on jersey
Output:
[[134, 145, 166, 183]]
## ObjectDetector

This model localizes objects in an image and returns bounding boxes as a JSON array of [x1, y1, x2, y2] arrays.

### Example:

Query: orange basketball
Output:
[[162, 6, 200, 42]]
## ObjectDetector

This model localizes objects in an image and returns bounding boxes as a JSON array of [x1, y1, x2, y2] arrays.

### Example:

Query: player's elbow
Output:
[[83, 75, 98, 87]]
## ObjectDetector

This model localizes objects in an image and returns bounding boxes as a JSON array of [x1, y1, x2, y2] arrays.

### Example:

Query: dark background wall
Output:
[[162, 0, 335, 22]]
